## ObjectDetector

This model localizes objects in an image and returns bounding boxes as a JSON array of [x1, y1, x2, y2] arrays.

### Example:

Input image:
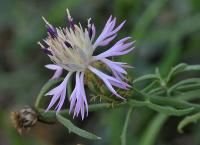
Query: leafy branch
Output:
[[34, 63, 200, 140]]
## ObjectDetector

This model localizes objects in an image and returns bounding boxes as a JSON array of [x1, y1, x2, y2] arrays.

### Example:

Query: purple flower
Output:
[[38, 9, 134, 120]]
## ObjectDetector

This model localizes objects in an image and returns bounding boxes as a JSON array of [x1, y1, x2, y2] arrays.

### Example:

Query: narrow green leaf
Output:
[[149, 96, 193, 109], [146, 102, 194, 116], [176, 89, 200, 101], [176, 83, 200, 92], [128, 100, 147, 107], [121, 107, 133, 145], [133, 74, 159, 84], [166, 64, 200, 84], [138, 114, 168, 145], [142, 80, 159, 93], [168, 78, 200, 95], [166, 63, 187, 82], [184, 65, 200, 72], [56, 114, 101, 140], [147, 87, 163, 95], [155, 68, 166, 87], [178, 112, 200, 133]]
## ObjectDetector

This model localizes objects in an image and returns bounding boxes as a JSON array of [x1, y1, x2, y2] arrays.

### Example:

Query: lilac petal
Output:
[[101, 47, 134, 58], [74, 73, 87, 119], [45, 64, 63, 79], [45, 93, 60, 112], [69, 72, 88, 119], [94, 37, 134, 60], [45, 72, 72, 112], [95, 44, 134, 59], [101, 59, 127, 74], [89, 66, 125, 99], [69, 87, 77, 113], [112, 47, 134, 56], [45, 64, 62, 70], [45, 84, 63, 96], [116, 37, 132, 44], [98, 34, 117, 46], [70, 72, 81, 117], [52, 69, 63, 79], [93, 16, 126, 49], [72, 72, 88, 119], [109, 20, 125, 36], [81, 106, 84, 120], [115, 42, 134, 52], [55, 86, 67, 112], [109, 18, 116, 30], [107, 73, 131, 89], [112, 69, 123, 81], [112, 69, 128, 81], [98, 58, 130, 82], [104, 15, 113, 29], [80, 72, 88, 116], [103, 79, 124, 99], [73, 72, 81, 117], [109, 80, 129, 90]]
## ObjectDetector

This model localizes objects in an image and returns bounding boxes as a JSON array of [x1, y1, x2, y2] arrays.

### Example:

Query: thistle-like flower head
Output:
[[39, 9, 134, 120]]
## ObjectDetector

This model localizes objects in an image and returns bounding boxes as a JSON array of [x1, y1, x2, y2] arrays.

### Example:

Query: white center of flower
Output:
[[52, 27, 93, 72], [39, 17, 95, 72]]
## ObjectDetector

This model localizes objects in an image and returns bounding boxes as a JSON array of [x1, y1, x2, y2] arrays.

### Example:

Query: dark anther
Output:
[[88, 26, 93, 39], [64, 41, 72, 48], [41, 48, 53, 56], [46, 25, 57, 38], [43, 42, 49, 48], [68, 18, 75, 31]]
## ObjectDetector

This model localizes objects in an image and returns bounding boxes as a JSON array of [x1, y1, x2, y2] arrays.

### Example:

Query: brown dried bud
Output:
[[10, 107, 38, 134]]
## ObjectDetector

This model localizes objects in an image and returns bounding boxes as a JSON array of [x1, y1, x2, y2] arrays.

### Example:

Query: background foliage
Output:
[[0, 0, 200, 145]]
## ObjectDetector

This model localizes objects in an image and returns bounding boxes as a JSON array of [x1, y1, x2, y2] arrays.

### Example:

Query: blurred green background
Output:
[[0, 0, 200, 145]]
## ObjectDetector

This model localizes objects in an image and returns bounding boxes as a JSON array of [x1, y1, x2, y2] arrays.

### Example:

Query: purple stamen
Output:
[[88, 26, 93, 39], [41, 48, 53, 56], [68, 18, 75, 30], [64, 41, 72, 48], [43, 42, 49, 48], [46, 25, 57, 38]]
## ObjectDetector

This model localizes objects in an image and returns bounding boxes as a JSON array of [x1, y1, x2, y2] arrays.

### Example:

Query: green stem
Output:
[[36, 89, 200, 123], [121, 107, 134, 145], [37, 102, 127, 122], [142, 80, 159, 93], [138, 114, 168, 145]]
